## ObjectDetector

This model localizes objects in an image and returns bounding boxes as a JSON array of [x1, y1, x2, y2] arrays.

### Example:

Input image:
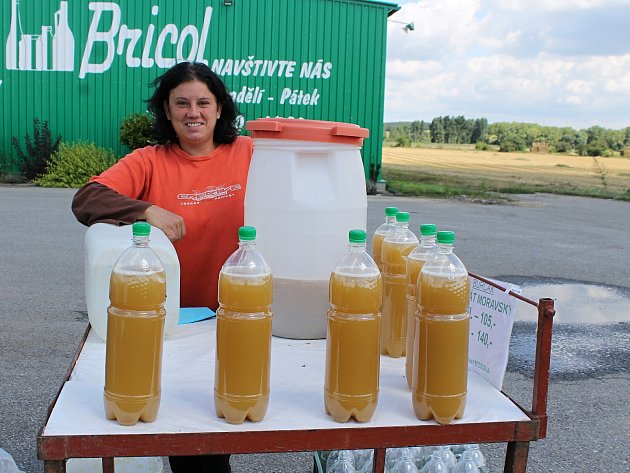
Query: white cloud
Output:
[[385, 0, 630, 129]]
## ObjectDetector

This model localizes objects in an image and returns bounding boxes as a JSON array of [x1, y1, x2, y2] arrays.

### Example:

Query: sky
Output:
[[384, 0, 630, 130]]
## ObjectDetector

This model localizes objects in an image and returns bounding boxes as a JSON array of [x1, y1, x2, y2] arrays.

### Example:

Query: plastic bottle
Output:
[[372, 206, 398, 270], [327, 450, 357, 473], [381, 212, 419, 357], [354, 449, 374, 473], [405, 224, 437, 388], [325, 229, 382, 422], [412, 231, 470, 425], [466, 445, 488, 472], [214, 226, 273, 424], [437, 446, 456, 471], [104, 222, 166, 425], [420, 451, 448, 473], [452, 450, 479, 473], [389, 448, 419, 473]]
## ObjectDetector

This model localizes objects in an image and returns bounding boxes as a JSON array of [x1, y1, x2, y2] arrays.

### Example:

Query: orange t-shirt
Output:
[[91, 136, 253, 310]]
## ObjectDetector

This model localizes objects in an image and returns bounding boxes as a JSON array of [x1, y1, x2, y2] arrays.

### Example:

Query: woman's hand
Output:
[[142, 205, 186, 242]]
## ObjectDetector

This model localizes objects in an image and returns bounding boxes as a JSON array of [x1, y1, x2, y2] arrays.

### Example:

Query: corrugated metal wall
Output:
[[1, 0, 398, 180]]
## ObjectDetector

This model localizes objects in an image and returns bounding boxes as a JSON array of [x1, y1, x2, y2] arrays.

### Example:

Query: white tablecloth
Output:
[[43, 319, 528, 437]]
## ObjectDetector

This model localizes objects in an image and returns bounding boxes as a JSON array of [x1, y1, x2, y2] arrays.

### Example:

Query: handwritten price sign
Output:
[[467, 276, 521, 390]]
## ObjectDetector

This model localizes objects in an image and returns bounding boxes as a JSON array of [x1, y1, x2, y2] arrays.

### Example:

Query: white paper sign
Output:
[[467, 276, 522, 390]]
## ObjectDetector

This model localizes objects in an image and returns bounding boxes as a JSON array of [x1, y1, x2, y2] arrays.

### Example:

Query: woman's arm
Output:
[[72, 181, 152, 226], [72, 182, 186, 241]]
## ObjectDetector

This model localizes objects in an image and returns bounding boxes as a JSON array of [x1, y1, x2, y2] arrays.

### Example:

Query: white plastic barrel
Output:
[[84, 223, 180, 341], [244, 118, 369, 339]]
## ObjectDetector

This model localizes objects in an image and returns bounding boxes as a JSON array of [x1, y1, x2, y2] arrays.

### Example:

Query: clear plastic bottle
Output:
[[452, 450, 479, 473], [214, 226, 273, 424], [437, 446, 456, 471], [389, 448, 420, 473], [354, 449, 374, 473], [405, 224, 437, 388], [325, 229, 382, 422], [372, 206, 398, 270], [381, 212, 419, 357], [327, 450, 357, 473], [420, 451, 448, 473], [412, 231, 470, 425], [104, 222, 166, 425], [466, 445, 488, 472]]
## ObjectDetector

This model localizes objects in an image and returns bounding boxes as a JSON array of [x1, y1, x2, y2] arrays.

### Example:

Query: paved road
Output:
[[0, 187, 628, 472]]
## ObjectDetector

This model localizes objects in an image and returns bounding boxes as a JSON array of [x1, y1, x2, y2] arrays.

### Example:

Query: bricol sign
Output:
[[467, 276, 522, 390], [4, 0, 331, 106]]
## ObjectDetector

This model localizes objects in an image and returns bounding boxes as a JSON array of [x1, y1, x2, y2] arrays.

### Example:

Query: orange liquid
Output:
[[381, 241, 417, 357], [325, 272, 382, 422], [372, 233, 385, 270], [104, 270, 166, 426], [405, 258, 425, 388], [214, 272, 272, 424], [412, 272, 470, 424]]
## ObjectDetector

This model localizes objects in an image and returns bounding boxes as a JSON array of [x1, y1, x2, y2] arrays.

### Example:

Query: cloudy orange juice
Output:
[[104, 222, 166, 426], [412, 231, 470, 425], [214, 226, 273, 424], [404, 224, 437, 388], [381, 212, 418, 358], [325, 230, 382, 423]]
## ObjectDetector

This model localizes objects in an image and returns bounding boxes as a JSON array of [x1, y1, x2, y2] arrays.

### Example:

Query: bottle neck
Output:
[[132, 235, 150, 247], [396, 222, 409, 229], [349, 242, 366, 252], [238, 239, 256, 249], [420, 235, 436, 247], [385, 215, 396, 224], [438, 242, 454, 254]]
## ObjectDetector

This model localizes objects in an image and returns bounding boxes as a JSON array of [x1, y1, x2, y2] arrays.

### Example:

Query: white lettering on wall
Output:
[[79, 2, 213, 78]]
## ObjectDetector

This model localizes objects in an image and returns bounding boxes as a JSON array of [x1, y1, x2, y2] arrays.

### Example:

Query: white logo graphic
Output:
[[177, 184, 242, 205], [5, 0, 75, 71]]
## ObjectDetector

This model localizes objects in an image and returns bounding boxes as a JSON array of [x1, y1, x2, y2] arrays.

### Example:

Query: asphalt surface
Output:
[[0, 187, 629, 472]]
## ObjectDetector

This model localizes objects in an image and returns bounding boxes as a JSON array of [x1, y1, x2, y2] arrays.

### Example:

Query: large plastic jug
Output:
[[214, 226, 272, 424], [84, 223, 180, 341], [244, 118, 369, 339], [412, 231, 470, 425], [104, 222, 166, 425], [325, 229, 382, 423]]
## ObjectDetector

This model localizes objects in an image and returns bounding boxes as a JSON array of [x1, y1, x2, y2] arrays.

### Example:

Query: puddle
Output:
[[500, 278, 630, 324], [496, 277, 630, 378]]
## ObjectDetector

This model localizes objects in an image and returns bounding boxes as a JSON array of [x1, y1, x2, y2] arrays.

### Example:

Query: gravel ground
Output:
[[1, 187, 629, 472]]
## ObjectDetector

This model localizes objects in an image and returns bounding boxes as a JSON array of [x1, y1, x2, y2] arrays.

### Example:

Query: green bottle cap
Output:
[[396, 211, 410, 223], [420, 223, 437, 236], [437, 230, 455, 245], [132, 221, 151, 236], [238, 226, 256, 240], [349, 229, 366, 243], [385, 206, 398, 217]]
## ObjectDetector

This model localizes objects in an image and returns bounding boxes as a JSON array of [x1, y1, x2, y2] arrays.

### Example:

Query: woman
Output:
[[72, 61, 252, 472]]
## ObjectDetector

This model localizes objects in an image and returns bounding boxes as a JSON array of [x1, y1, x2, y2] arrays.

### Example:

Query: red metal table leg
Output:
[[44, 460, 66, 473], [504, 441, 530, 473], [102, 457, 115, 473], [372, 447, 386, 473]]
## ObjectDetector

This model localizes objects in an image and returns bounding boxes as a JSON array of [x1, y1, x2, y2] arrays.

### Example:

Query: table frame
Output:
[[37, 273, 555, 473]]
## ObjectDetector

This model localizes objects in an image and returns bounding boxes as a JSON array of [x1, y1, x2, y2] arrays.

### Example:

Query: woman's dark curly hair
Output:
[[147, 62, 239, 145]]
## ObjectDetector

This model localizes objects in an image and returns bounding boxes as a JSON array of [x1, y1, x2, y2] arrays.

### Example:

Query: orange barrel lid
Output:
[[246, 118, 369, 146]]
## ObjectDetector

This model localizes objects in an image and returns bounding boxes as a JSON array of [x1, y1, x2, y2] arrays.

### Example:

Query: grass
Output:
[[382, 146, 630, 202]]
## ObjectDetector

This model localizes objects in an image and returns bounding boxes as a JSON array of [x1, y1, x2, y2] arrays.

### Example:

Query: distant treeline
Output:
[[384, 117, 630, 156]]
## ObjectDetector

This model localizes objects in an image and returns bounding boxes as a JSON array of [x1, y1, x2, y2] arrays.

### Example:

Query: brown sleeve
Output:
[[71, 181, 153, 227]]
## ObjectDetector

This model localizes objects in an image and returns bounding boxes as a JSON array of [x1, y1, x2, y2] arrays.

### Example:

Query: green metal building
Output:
[[1, 0, 399, 181]]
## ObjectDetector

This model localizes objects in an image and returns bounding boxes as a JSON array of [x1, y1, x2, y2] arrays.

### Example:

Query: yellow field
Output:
[[382, 147, 630, 193]]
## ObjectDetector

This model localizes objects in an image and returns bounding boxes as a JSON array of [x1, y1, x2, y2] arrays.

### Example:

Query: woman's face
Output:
[[164, 80, 222, 155]]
